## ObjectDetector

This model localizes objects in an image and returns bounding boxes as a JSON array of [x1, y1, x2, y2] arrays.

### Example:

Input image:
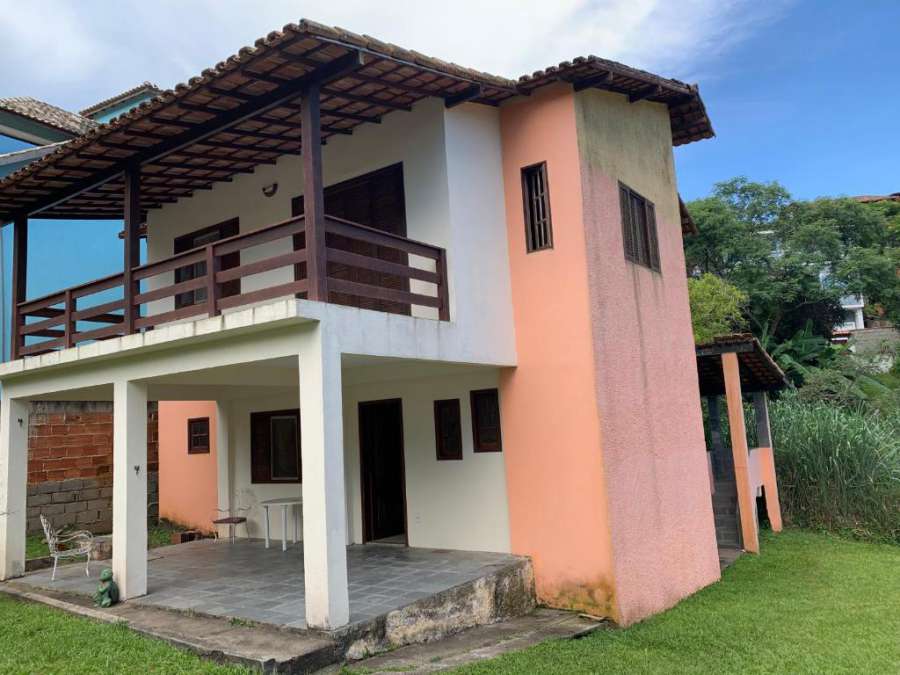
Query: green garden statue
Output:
[[93, 568, 119, 608]]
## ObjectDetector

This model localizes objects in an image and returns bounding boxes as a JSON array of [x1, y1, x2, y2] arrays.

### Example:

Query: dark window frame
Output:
[[187, 417, 210, 455], [618, 182, 660, 272], [250, 409, 302, 484], [434, 399, 463, 461], [470, 388, 502, 453], [521, 162, 553, 253], [173, 218, 241, 309]]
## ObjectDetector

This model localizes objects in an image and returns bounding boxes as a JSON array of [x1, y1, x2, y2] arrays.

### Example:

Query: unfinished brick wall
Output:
[[25, 401, 159, 534]]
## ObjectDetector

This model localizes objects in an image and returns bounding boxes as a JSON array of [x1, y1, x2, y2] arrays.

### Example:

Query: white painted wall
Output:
[[342, 366, 511, 553], [143, 98, 516, 364], [220, 364, 510, 554]]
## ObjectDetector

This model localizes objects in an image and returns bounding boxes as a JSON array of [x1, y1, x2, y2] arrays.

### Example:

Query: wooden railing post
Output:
[[301, 81, 327, 302], [123, 165, 141, 336], [10, 216, 27, 360], [205, 244, 220, 318], [436, 248, 450, 321], [64, 289, 75, 348]]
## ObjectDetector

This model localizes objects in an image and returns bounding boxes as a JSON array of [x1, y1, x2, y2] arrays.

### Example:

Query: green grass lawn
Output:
[[1, 530, 896, 673], [0, 593, 251, 674], [451, 530, 900, 674]]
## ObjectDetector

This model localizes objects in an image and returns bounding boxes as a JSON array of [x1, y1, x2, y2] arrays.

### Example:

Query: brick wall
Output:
[[25, 401, 159, 535]]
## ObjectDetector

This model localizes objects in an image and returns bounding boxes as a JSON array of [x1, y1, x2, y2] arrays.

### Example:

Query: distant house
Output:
[[0, 83, 160, 177], [0, 85, 162, 537], [0, 19, 737, 634]]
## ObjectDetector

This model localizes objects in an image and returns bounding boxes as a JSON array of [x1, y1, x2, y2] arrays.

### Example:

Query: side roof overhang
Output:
[[0, 19, 714, 225], [696, 334, 790, 396]]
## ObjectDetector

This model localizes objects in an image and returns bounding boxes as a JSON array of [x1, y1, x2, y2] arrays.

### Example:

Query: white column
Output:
[[215, 400, 232, 539], [0, 394, 28, 580], [112, 380, 148, 599], [299, 324, 350, 629]]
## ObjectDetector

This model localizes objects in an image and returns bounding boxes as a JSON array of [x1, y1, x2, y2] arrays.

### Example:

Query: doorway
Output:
[[358, 398, 407, 544]]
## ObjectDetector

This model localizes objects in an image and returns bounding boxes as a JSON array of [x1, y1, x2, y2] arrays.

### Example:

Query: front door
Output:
[[359, 398, 407, 544]]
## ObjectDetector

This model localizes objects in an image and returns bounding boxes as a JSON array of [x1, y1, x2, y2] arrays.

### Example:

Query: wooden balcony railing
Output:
[[14, 215, 449, 358]]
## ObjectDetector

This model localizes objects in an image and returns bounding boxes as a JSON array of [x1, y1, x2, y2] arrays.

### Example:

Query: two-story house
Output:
[[0, 20, 719, 632]]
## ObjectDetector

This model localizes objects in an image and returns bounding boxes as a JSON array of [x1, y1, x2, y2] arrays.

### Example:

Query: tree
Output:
[[685, 177, 845, 342], [687, 273, 747, 344]]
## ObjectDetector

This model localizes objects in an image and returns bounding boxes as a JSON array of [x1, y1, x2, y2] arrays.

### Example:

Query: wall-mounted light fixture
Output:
[[262, 182, 279, 198]]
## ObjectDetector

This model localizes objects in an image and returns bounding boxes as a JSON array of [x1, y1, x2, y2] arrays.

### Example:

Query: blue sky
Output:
[[0, 0, 898, 314]]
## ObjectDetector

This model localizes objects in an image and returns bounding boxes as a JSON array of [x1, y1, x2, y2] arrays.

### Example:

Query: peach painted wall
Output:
[[158, 401, 219, 532], [498, 84, 619, 617], [574, 89, 720, 625]]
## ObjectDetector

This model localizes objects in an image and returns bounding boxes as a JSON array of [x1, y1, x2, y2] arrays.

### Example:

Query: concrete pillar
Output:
[[721, 353, 759, 554], [752, 392, 783, 532], [215, 400, 232, 539], [706, 395, 726, 479], [298, 325, 350, 629], [112, 380, 148, 599], [752, 392, 772, 449], [0, 394, 28, 580]]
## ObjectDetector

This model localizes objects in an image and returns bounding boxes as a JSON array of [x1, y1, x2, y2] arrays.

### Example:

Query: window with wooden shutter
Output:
[[470, 389, 502, 453], [434, 399, 463, 461], [521, 162, 553, 252], [250, 409, 301, 483], [618, 183, 660, 272], [174, 218, 240, 308], [187, 417, 210, 454]]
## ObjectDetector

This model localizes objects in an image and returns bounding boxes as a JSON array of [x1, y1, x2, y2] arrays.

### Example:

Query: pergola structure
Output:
[[696, 334, 789, 553], [0, 20, 713, 361]]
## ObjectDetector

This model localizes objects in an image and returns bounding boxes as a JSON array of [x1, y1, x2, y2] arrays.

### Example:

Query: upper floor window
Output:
[[521, 162, 553, 252], [174, 218, 240, 308], [619, 183, 660, 271]]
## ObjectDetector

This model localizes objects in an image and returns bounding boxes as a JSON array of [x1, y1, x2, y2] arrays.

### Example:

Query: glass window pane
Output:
[[270, 416, 299, 479]]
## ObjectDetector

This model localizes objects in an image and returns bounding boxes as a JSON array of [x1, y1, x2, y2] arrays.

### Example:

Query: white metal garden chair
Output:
[[40, 514, 94, 581]]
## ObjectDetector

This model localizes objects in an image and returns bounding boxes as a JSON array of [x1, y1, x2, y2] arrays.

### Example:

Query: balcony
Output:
[[13, 215, 449, 359]]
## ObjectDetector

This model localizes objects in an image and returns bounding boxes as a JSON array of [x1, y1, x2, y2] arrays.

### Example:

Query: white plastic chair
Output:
[[40, 514, 93, 581]]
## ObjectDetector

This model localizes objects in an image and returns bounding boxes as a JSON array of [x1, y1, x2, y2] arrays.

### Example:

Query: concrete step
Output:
[[0, 582, 339, 672], [336, 608, 602, 674]]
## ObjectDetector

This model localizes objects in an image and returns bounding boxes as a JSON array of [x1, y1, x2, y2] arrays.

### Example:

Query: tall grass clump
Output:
[[770, 392, 899, 543]]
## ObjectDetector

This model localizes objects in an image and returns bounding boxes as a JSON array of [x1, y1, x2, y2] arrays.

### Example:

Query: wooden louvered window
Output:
[[434, 399, 463, 461], [521, 162, 553, 252], [619, 183, 660, 272], [470, 388, 502, 453]]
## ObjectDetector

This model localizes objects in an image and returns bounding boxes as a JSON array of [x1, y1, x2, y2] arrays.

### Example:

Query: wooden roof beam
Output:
[[629, 84, 663, 103], [571, 71, 614, 92], [7, 49, 365, 220], [444, 85, 483, 108]]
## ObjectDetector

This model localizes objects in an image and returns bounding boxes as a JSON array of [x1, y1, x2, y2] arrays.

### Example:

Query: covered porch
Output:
[[15, 538, 523, 629], [696, 334, 788, 556], [0, 320, 517, 631]]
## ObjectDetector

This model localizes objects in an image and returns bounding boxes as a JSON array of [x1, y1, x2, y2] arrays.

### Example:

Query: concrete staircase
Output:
[[712, 481, 741, 549]]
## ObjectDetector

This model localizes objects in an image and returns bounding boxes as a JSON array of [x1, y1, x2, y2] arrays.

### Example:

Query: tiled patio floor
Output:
[[16, 539, 518, 629]]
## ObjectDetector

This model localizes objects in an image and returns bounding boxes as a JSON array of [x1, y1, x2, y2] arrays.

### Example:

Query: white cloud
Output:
[[0, 0, 792, 110]]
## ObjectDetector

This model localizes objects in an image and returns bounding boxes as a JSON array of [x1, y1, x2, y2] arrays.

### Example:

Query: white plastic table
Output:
[[260, 497, 303, 551]]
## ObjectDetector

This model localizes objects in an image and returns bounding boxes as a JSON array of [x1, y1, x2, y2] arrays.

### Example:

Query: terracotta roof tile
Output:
[[80, 82, 162, 118], [0, 97, 97, 136]]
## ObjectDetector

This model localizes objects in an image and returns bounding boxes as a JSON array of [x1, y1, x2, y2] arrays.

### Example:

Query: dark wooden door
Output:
[[292, 163, 409, 314], [359, 398, 407, 543], [173, 218, 240, 309]]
